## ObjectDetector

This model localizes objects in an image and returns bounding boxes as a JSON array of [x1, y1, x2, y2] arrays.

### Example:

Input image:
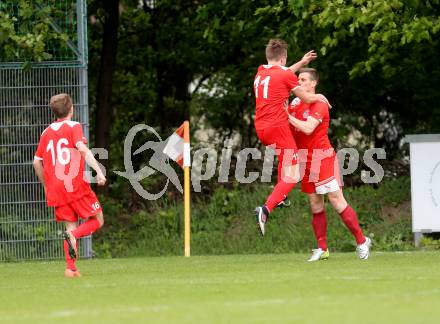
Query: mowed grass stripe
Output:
[[1, 252, 440, 323]]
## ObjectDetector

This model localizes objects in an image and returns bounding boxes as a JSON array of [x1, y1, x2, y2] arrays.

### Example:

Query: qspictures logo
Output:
[[114, 124, 183, 200], [54, 124, 387, 201]]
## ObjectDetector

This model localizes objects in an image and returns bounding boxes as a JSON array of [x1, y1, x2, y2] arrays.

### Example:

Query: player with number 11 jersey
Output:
[[254, 64, 300, 131]]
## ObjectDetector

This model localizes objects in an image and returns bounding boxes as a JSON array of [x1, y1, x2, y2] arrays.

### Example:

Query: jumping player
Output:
[[253, 38, 329, 236], [287, 68, 371, 261], [33, 93, 106, 277]]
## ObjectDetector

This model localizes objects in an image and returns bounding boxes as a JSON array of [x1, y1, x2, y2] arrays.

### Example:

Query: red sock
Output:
[[72, 218, 101, 239], [265, 180, 296, 212], [340, 205, 365, 245], [312, 211, 328, 250], [64, 241, 76, 270], [277, 162, 282, 183]]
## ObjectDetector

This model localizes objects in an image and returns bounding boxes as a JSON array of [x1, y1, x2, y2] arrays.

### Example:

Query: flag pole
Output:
[[183, 121, 191, 257]]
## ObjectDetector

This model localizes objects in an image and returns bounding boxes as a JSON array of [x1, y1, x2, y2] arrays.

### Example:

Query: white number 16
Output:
[[46, 138, 71, 166]]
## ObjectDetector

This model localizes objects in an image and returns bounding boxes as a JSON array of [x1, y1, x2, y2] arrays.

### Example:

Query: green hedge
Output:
[[94, 177, 412, 258]]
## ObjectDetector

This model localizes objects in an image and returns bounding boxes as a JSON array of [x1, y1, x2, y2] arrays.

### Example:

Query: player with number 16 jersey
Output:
[[35, 119, 92, 207], [33, 93, 106, 278]]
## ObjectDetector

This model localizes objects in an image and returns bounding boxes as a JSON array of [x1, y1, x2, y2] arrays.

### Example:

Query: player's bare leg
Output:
[[307, 193, 329, 261], [280, 164, 300, 188], [326, 189, 347, 214], [327, 190, 371, 259], [308, 193, 325, 214], [63, 221, 81, 278]]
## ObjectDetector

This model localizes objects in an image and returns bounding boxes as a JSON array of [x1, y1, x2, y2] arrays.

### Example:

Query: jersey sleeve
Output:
[[285, 70, 299, 91], [309, 101, 328, 123], [34, 140, 44, 160], [72, 123, 87, 147]]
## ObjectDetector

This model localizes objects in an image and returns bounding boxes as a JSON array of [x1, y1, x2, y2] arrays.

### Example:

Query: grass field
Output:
[[1, 252, 440, 323]]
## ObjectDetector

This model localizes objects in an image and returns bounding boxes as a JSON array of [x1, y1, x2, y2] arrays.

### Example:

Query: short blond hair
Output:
[[50, 93, 72, 118], [265, 39, 288, 61]]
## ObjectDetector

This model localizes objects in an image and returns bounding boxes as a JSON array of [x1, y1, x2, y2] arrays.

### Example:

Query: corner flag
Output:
[[163, 121, 191, 257]]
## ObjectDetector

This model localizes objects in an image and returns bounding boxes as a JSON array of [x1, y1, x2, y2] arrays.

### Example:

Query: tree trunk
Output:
[[95, 0, 119, 179], [143, 2, 191, 132]]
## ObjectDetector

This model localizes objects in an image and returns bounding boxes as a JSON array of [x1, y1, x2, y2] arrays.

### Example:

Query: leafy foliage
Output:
[[256, 0, 440, 156], [94, 177, 412, 257], [0, 0, 73, 64], [2, 1, 432, 255], [3, 0, 439, 153]]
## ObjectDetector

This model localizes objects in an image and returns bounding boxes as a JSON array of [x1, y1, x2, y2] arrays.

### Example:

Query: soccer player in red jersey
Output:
[[33, 93, 106, 277], [253, 38, 329, 236], [287, 68, 371, 261]]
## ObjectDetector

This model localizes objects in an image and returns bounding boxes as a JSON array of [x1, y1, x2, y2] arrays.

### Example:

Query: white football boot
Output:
[[356, 237, 372, 260], [307, 248, 330, 262]]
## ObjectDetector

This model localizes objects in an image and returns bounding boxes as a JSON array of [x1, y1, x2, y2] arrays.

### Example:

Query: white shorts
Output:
[[315, 178, 341, 195]]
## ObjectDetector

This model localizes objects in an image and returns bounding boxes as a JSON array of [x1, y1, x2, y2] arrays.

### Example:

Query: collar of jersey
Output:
[[262, 64, 289, 71]]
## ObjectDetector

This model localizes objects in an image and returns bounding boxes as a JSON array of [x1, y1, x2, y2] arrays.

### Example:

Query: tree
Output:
[[0, 0, 70, 65], [94, 0, 120, 177], [258, 0, 440, 156]]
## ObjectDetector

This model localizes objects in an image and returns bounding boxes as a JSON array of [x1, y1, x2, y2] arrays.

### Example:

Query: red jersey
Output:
[[288, 98, 333, 159], [254, 65, 299, 130], [34, 119, 92, 207]]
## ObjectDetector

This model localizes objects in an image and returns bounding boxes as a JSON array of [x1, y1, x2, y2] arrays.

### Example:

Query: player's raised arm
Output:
[[76, 141, 106, 186], [288, 50, 317, 73]]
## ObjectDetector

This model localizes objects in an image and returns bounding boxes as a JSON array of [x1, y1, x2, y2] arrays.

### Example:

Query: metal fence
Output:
[[0, 0, 91, 261]]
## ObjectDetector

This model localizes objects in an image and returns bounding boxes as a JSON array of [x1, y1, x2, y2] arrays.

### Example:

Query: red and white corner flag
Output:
[[163, 121, 191, 257], [163, 121, 191, 168]]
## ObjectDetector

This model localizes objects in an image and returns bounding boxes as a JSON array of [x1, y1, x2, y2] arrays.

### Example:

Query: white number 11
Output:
[[254, 76, 271, 99]]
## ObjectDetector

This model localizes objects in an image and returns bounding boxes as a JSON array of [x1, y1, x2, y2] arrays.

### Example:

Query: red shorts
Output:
[[300, 153, 343, 194], [256, 124, 298, 177], [55, 191, 102, 222]]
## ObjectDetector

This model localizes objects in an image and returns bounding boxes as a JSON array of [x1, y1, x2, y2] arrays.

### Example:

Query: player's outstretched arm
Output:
[[33, 159, 45, 187], [76, 142, 107, 186], [288, 50, 317, 73], [292, 87, 332, 107]]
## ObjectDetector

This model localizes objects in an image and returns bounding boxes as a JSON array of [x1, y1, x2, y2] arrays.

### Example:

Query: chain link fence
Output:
[[0, 0, 91, 260]]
